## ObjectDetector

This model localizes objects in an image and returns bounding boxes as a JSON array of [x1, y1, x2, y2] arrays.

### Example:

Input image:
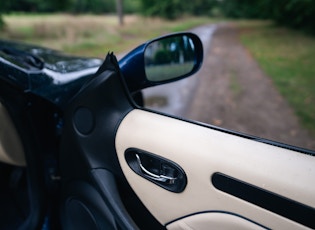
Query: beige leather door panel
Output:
[[0, 102, 25, 166], [115, 109, 315, 229]]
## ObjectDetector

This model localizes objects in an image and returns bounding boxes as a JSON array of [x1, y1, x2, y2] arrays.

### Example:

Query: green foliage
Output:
[[219, 0, 315, 34], [0, 0, 9, 30], [1, 0, 141, 14], [271, 0, 315, 34], [124, 0, 141, 13], [65, 0, 141, 14], [0, 15, 5, 30], [140, 0, 219, 19], [69, 0, 115, 14], [219, 0, 271, 19], [182, 0, 219, 16], [140, 0, 183, 19], [2, 0, 219, 19], [240, 21, 315, 135], [1, 0, 71, 12]]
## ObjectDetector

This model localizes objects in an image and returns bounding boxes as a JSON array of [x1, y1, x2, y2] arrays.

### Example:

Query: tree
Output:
[[0, 15, 5, 30], [0, 0, 10, 30], [116, 0, 124, 26]]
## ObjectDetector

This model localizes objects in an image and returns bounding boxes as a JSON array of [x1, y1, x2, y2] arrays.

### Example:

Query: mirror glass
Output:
[[145, 35, 196, 82]]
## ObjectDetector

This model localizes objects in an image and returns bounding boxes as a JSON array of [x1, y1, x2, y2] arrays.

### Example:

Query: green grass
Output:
[[238, 21, 315, 136], [146, 62, 194, 82], [229, 69, 242, 97], [0, 14, 215, 57]]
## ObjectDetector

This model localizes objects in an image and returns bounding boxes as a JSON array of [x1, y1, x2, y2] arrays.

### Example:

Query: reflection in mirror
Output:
[[145, 35, 196, 82]]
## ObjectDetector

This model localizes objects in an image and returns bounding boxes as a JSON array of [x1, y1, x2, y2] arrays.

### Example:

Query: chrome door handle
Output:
[[126, 149, 187, 193], [136, 154, 176, 184]]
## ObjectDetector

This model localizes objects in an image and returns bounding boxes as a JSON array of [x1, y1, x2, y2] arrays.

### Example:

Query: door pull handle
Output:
[[135, 154, 176, 184]]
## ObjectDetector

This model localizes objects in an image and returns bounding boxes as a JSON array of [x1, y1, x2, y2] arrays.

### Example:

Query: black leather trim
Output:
[[212, 173, 315, 229]]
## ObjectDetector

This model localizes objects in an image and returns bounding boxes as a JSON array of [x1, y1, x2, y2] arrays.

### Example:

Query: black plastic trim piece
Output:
[[61, 180, 117, 230], [91, 169, 139, 230], [212, 173, 315, 229], [60, 54, 139, 230], [165, 210, 269, 229]]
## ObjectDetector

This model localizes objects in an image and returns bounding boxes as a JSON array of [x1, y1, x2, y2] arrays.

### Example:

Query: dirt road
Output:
[[144, 23, 315, 150]]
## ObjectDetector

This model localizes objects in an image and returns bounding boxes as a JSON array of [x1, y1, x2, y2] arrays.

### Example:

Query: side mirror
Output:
[[119, 32, 203, 92]]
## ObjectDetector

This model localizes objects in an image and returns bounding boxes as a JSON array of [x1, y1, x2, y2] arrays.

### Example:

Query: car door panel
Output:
[[0, 102, 25, 166], [167, 212, 265, 230], [115, 109, 315, 229]]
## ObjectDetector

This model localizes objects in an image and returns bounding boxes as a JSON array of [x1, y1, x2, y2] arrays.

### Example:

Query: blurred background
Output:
[[0, 0, 314, 150], [1, 1, 315, 55]]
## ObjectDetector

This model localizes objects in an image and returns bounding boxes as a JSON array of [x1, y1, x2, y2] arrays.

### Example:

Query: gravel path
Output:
[[186, 23, 315, 150]]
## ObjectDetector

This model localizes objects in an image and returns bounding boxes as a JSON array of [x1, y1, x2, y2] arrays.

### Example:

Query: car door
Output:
[[116, 109, 315, 230], [59, 48, 315, 230]]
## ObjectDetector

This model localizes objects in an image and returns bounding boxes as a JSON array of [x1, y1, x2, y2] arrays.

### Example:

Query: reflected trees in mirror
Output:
[[145, 35, 196, 82]]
